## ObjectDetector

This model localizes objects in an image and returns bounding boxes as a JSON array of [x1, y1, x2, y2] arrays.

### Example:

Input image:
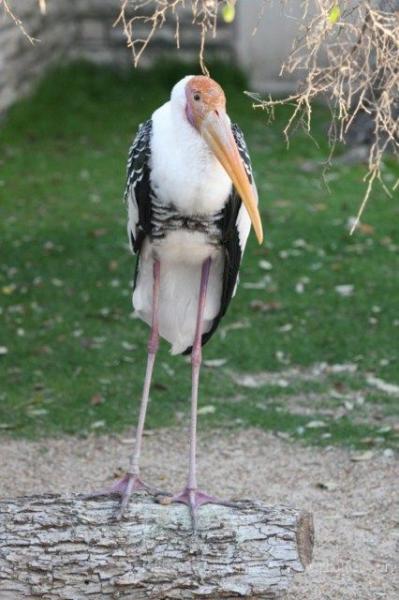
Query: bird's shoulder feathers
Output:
[[125, 119, 154, 255]]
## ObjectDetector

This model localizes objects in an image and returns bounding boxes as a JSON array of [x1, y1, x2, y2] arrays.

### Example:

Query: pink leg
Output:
[[172, 258, 236, 529], [86, 259, 166, 519], [127, 259, 161, 478]]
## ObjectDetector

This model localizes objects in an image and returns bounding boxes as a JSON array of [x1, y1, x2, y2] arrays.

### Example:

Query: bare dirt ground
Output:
[[1, 428, 398, 599]]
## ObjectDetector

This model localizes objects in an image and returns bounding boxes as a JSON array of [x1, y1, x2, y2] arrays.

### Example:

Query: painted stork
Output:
[[105, 75, 262, 525]]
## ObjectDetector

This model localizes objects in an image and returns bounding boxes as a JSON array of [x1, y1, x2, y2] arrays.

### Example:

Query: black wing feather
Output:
[[125, 119, 153, 255], [232, 122, 254, 185]]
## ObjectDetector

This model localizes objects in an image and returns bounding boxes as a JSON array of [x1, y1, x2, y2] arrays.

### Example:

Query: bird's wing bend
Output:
[[125, 119, 154, 255], [184, 123, 257, 353]]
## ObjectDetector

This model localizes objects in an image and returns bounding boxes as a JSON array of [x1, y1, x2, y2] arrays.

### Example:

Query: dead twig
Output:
[[255, 1, 399, 232], [115, 0, 226, 74], [0, 0, 39, 43]]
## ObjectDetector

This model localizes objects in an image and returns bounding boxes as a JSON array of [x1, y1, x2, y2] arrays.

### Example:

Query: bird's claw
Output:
[[84, 473, 170, 520], [170, 486, 238, 532]]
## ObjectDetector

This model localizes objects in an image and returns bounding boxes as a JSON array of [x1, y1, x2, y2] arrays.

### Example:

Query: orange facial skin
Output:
[[185, 76, 226, 129]]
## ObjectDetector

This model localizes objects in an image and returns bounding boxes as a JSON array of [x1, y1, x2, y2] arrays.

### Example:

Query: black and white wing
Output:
[[125, 119, 154, 255], [233, 122, 255, 188], [229, 122, 257, 264], [187, 123, 257, 352]]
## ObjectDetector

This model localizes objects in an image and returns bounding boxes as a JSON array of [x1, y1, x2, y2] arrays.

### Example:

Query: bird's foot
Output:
[[169, 486, 237, 532], [85, 472, 169, 520]]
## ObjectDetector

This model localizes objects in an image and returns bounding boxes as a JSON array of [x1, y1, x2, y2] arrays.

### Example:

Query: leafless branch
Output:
[[115, 1, 226, 73], [254, 1, 399, 232], [0, 0, 38, 43]]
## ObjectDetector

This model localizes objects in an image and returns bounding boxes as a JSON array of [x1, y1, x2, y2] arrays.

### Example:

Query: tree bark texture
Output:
[[0, 493, 314, 599]]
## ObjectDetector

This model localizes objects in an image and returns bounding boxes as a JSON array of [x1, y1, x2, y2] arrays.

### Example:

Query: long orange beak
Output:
[[200, 110, 263, 244]]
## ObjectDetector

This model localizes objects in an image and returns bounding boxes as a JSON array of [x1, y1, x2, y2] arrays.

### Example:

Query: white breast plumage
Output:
[[150, 102, 232, 215]]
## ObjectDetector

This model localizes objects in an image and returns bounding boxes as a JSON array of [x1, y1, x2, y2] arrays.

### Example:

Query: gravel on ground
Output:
[[1, 428, 397, 599]]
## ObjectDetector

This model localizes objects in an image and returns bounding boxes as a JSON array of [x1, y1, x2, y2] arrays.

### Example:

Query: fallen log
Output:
[[0, 493, 313, 599]]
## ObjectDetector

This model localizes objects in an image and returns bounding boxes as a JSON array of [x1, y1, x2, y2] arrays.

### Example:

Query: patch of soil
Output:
[[0, 428, 397, 599]]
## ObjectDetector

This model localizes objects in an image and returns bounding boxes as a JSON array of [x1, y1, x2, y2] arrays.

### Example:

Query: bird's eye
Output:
[[193, 93, 201, 101]]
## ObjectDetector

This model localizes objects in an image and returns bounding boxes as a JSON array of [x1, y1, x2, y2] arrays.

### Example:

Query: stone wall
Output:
[[0, 1, 235, 113], [0, 1, 73, 111]]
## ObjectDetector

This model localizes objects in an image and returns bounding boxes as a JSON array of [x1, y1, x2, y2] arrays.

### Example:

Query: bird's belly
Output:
[[134, 234, 224, 354], [152, 230, 221, 265]]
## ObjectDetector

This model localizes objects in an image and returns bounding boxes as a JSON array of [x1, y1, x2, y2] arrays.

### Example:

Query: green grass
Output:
[[1, 62, 398, 449]]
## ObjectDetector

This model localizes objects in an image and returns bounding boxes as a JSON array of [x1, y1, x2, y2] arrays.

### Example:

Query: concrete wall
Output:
[[235, 0, 307, 94], [0, 1, 73, 111], [0, 1, 235, 113]]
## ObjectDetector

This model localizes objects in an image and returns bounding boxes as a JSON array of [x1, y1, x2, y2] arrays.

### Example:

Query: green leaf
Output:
[[328, 4, 341, 24], [222, 2, 235, 24]]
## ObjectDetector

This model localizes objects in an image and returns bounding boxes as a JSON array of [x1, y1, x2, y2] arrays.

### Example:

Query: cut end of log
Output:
[[0, 493, 314, 599], [296, 511, 315, 568]]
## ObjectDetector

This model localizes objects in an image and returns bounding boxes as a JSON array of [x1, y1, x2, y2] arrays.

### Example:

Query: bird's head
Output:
[[172, 75, 263, 245]]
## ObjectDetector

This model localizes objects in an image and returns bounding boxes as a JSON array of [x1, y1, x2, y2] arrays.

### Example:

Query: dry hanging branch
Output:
[[251, 0, 399, 232], [0, 0, 36, 43], [115, 0, 227, 73]]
